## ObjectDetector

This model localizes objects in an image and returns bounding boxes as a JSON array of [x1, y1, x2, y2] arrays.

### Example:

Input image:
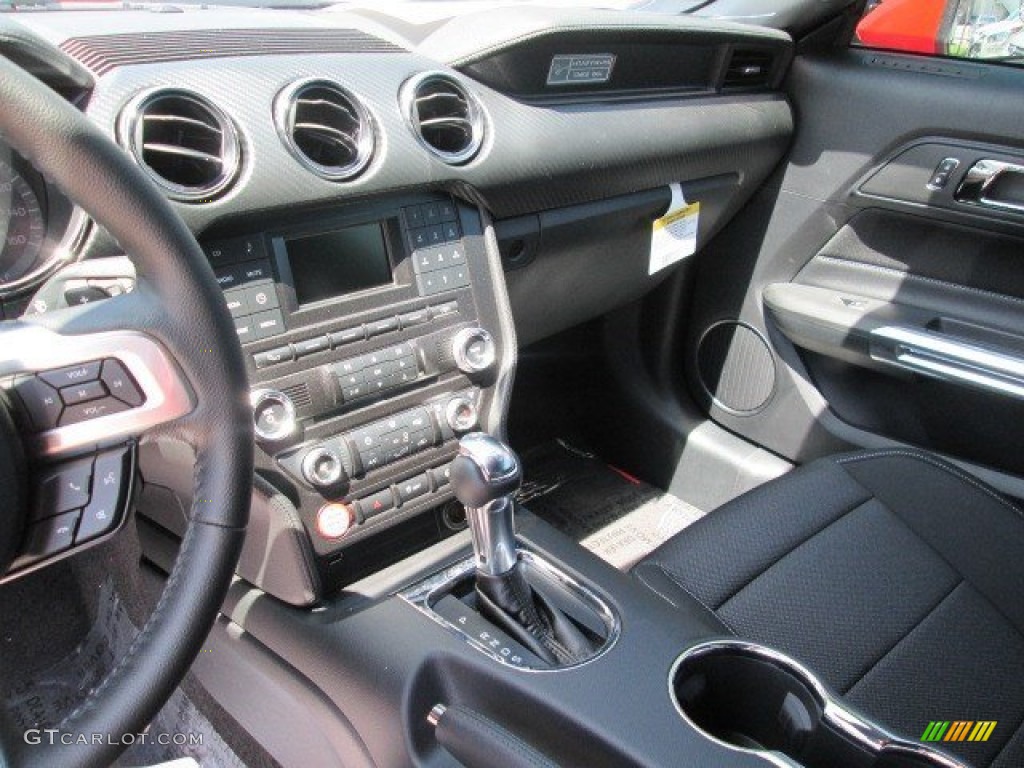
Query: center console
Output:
[[186, 196, 966, 768], [201, 193, 511, 588]]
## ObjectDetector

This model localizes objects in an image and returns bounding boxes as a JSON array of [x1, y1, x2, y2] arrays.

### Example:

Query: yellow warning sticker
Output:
[[650, 184, 699, 275]]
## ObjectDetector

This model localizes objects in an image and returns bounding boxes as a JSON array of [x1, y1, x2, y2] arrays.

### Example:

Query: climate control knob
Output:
[[445, 395, 479, 433], [250, 389, 297, 442], [302, 446, 346, 489], [451, 327, 496, 375]]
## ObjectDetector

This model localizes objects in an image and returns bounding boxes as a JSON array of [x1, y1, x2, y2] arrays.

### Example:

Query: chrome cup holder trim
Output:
[[669, 640, 970, 768]]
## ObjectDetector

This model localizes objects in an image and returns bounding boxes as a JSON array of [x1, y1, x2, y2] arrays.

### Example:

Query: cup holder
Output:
[[670, 641, 968, 768]]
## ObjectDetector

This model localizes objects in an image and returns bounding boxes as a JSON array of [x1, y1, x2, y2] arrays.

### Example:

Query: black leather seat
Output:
[[634, 449, 1024, 768]]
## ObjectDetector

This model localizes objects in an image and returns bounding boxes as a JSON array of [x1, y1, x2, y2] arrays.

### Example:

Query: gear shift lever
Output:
[[452, 432, 597, 666], [451, 432, 521, 576]]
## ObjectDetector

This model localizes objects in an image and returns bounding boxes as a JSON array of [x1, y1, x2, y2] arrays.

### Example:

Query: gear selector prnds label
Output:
[[547, 54, 616, 86]]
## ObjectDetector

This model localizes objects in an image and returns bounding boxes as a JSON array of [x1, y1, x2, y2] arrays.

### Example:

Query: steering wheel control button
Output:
[[316, 502, 355, 540], [64, 285, 111, 307], [59, 380, 107, 406], [39, 361, 102, 389], [445, 395, 478, 433], [254, 345, 295, 369], [358, 489, 395, 518], [18, 510, 80, 566], [12, 376, 63, 431], [452, 327, 496, 374], [251, 389, 297, 442], [100, 359, 145, 407], [76, 449, 128, 543], [60, 397, 130, 426], [32, 458, 93, 521], [302, 446, 346, 489]]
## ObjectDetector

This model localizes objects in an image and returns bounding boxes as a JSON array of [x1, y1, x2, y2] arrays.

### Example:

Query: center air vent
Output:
[[119, 89, 240, 202], [403, 72, 484, 165], [275, 80, 374, 181], [723, 49, 775, 89]]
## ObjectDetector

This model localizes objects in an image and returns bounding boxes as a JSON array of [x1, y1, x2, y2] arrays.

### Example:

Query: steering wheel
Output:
[[0, 56, 253, 767]]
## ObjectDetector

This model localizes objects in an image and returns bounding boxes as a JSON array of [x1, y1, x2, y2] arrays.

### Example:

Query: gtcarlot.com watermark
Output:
[[24, 729, 204, 747]]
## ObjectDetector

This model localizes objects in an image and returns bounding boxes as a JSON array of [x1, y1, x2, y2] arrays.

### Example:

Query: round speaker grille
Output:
[[697, 321, 776, 415]]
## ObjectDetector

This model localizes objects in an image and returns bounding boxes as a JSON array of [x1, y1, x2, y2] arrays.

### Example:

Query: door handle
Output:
[[955, 159, 1024, 213]]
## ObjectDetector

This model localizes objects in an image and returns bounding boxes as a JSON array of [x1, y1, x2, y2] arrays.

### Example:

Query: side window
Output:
[[854, 0, 1024, 64]]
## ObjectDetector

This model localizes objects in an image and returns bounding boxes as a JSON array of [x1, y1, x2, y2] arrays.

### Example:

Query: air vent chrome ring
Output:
[[118, 88, 241, 203], [274, 78, 375, 181], [400, 71, 485, 166]]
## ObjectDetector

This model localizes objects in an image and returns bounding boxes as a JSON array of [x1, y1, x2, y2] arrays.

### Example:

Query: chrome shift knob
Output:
[[452, 432, 521, 576]]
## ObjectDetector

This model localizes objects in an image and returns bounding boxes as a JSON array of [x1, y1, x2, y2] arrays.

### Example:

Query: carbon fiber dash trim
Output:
[[61, 28, 406, 75]]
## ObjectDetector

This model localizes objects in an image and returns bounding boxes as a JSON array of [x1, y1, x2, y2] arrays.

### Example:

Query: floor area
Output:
[[2, 580, 250, 768], [0, 525, 278, 768], [518, 439, 707, 570]]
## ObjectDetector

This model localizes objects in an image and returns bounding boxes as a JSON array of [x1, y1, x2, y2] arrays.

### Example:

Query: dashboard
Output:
[[0, 4, 794, 594]]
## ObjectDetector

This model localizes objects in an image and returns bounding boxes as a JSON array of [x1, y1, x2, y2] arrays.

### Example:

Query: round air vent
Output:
[[402, 72, 484, 165], [275, 79, 374, 181], [119, 88, 240, 202]]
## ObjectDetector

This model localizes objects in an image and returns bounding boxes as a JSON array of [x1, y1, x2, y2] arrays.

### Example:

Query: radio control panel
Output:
[[200, 193, 507, 584]]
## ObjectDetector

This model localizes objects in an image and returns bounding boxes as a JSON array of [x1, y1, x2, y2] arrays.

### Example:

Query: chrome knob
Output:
[[445, 395, 478, 433], [302, 446, 345, 489], [451, 327, 496, 375], [250, 388, 297, 442]]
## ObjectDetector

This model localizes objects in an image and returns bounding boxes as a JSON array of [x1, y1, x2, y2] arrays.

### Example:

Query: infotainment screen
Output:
[[283, 223, 392, 305]]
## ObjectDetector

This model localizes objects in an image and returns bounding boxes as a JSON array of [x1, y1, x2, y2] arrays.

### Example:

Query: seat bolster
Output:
[[835, 449, 1024, 634], [631, 561, 735, 636], [635, 455, 871, 609]]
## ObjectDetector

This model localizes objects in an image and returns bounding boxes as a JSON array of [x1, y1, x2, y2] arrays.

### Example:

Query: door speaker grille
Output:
[[696, 321, 775, 415]]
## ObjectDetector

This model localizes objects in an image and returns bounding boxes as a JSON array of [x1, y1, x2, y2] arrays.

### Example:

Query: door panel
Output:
[[684, 47, 1024, 485]]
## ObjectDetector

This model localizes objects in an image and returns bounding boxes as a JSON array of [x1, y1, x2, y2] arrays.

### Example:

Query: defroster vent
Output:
[[723, 49, 775, 90]]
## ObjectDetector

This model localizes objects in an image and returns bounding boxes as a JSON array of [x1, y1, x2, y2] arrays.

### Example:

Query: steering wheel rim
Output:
[[0, 55, 253, 768]]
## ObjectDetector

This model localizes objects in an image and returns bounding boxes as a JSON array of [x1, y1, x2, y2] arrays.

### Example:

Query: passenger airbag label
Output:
[[649, 183, 699, 275], [546, 54, 616, 86]]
